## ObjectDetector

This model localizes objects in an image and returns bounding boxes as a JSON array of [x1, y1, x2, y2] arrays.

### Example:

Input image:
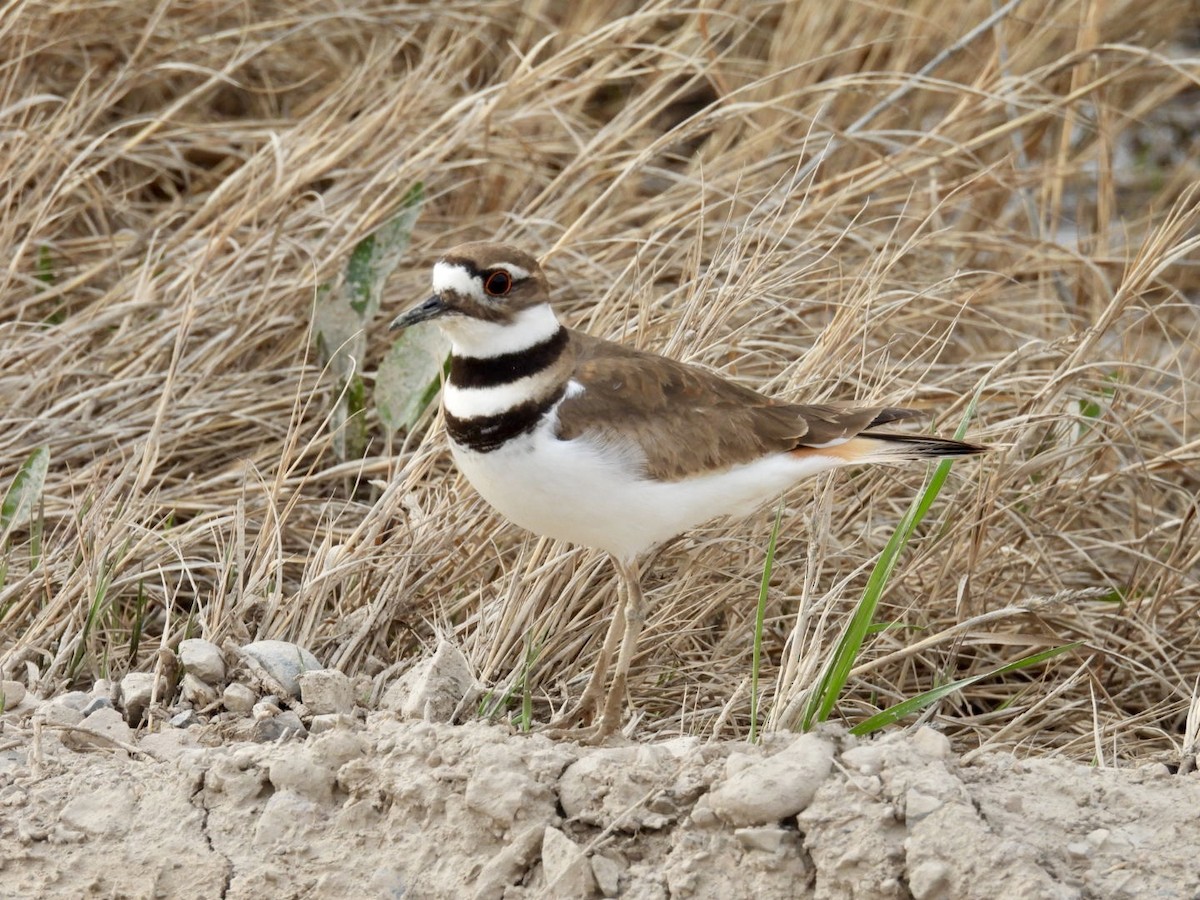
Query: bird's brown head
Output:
[[390, 242, 552, 337]]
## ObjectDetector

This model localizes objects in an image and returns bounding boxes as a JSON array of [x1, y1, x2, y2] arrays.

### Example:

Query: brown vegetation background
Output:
[[1, 0, 1198, 761]]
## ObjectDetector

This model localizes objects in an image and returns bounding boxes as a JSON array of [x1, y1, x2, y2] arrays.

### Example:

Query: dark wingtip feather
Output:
[[865, 432, 989, 459], [866, 407, 925, 429]]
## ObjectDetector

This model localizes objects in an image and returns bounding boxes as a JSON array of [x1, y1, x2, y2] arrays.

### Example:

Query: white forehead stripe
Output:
[[494, 263, 530, 279], [432, 261, 483, 299]]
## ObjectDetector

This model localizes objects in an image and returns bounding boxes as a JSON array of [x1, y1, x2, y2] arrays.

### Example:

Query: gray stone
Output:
[[253, 710, 306, 742], [179, 639, 226, 684], [80, 696, 113, 717], [77, 706, 134, 747], [180, 673, 219, 708], [119, 672, 158, 723], [906, 786, 946, 821], [309, 728, 369, 771], [253, 789, 319, 847], [908, 861, 951, 900], [222, 682, 257, 714], [910, 726, 951, 760], [140, 727, 198, 760], [274, 710, 307, 739], [735, 825, 792, 853], [298, 667, 354, 716], [170, 709, 198, 728], [841, 743, 885, 775], [241, 641, 322, 698], [368, 866, 407, 898], [35, 699, 83, 727], [591, 853, 624, 897], [382, 641, 479, 722], [465, 756, 550, 827], [559, 742, 695, 831], [542, 826, 596, 897], [473, 825, 544, 900]]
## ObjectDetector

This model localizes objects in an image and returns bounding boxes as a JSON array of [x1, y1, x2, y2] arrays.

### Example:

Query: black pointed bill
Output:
[[390, 295, 448, 331]]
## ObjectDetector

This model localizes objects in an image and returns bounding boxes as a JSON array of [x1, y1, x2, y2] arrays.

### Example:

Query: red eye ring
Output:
[[484, 270, 512, 296]]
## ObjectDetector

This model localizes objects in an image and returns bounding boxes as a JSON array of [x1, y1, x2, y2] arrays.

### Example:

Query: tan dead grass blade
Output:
[[1, 0, 1197, 760]]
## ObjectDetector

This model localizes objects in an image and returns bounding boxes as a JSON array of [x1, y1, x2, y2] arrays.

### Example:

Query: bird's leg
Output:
[[545, 567, 627, 732], [595, 557, 644, 738], [574, 585, 626, 719]]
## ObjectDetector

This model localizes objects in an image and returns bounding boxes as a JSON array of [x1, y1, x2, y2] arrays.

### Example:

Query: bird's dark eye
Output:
[[484, 270, 512, 296]]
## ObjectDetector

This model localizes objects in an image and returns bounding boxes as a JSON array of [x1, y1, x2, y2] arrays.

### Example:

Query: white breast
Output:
[[449, 415, 845, 563]]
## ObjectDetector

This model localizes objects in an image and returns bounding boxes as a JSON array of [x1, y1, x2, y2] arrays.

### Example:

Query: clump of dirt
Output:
[[1, 712, 1196, 899]]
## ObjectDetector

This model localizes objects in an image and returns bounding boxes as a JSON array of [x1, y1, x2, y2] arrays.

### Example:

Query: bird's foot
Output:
[[541, 694, 623, 744], [542, 716, 621, 745]]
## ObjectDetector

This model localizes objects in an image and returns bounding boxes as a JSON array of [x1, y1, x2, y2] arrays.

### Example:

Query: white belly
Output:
[[449, 420, 843, 562]]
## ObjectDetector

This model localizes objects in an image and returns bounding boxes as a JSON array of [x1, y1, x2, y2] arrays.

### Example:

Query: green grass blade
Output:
[[802, 391, 981, 730], [801, 487, 924, 728], [37, 245, 56, 287], [519, 632, 542, 732], [849, 642, 1083, 735], [128, 580, 149, 663]]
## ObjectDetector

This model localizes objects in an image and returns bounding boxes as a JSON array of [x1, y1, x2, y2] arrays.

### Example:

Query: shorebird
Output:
[[391, 241, 985, 737]]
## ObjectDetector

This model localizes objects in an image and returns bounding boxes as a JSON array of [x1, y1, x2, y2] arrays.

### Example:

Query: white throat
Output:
[[440, 303, 562, 359]]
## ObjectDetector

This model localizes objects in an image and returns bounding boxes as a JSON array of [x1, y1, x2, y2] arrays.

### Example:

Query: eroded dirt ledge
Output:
[[1, 716, 1196, 899]]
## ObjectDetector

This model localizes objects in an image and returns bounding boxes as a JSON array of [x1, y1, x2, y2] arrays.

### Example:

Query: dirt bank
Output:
[[2, 713, 1196, 899]]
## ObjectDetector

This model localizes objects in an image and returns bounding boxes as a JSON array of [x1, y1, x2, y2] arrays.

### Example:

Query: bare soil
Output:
[[2, 714, 1197, 899]]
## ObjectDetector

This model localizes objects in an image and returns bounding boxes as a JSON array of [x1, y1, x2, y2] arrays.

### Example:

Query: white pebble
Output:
[[222, 682, 257, 714], [542, 827, 596, 897], [381, 641, 478, 722], [298, 668, 354, 716], [705, 734, 834, 826], [179, 639, 226, 684], [119, 672, 158, 723], [1, 681, 27, 709]]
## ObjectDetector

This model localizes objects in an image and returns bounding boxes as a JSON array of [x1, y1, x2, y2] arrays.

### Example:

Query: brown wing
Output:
[[554, 330, 920, 481]]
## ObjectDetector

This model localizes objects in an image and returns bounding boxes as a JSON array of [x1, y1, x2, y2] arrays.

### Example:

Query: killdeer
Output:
[[391, 241, 985, 738]]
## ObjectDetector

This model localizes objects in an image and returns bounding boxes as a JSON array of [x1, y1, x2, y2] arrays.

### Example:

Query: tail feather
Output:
[[796, 432, 987, 464], [855, 432, 987, 461]]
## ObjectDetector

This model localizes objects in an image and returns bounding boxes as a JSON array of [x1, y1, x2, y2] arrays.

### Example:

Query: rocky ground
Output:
[[1, 641, 1197, 899]]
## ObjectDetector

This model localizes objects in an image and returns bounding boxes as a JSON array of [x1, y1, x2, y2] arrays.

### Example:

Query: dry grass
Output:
[[1, 0, 1198, 762]]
